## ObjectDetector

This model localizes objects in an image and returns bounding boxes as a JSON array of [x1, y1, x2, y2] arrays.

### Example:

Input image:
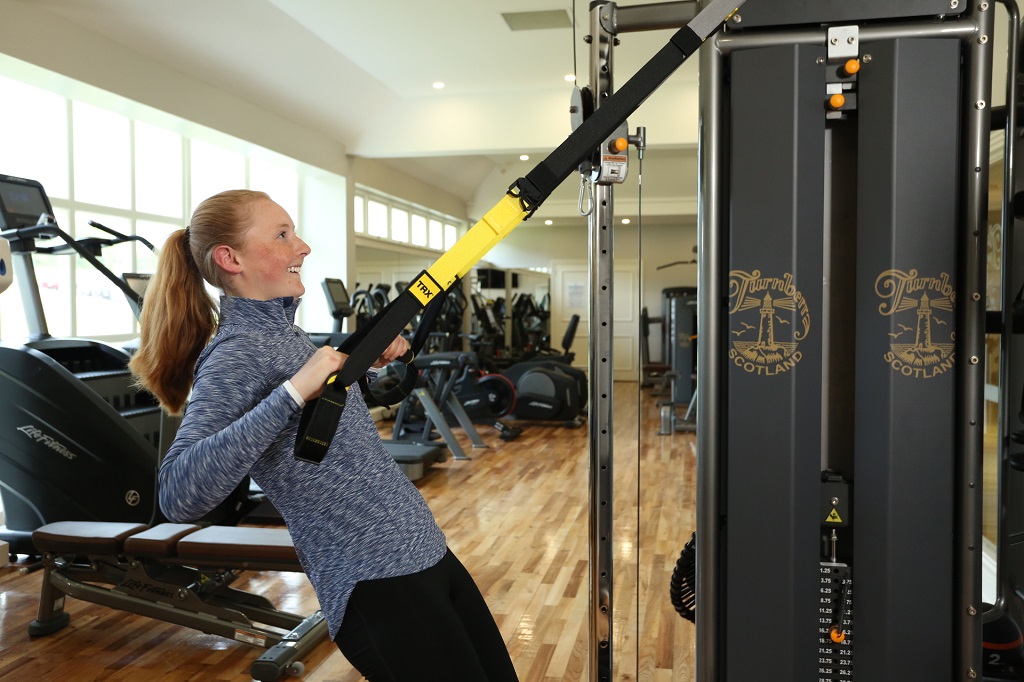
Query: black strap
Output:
[[294, 278, 452, 463], [360, 286, 451, 408], [522, 25, 703, 203]]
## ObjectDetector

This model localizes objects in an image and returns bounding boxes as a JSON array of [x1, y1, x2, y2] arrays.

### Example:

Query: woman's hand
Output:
[[372, 335, 411, 368], [290, 345, 348, 401]]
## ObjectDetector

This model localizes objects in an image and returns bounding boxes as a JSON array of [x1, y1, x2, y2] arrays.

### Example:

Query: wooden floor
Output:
[[0, 382, 696, 681]]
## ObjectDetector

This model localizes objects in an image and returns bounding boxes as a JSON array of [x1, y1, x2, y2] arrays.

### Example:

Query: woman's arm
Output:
[[158, 336, 304, 522]]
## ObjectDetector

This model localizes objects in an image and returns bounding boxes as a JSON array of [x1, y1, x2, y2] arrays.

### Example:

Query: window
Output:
[[411, 214, 427, 247], [428, 219, 443, 250], [135, 220, 179, 273], [0, 74, 70, 199], [0, 65, 347, 342], [73, 102, 131, 209], [250, 157, 298, 220], [134, 121, 183, 218], [366, 198, 388, 238], [190, 139, 245, 212], [74, 213, 134, 338], [353, 187, 463, 253], [391, 207, 409, 242]]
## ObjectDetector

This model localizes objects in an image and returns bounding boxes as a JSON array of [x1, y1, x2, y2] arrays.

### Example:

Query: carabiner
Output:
[[578, 175, 594, 217]]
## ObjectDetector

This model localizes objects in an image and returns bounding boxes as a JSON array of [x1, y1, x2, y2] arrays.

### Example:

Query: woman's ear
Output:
[[212, 244, 243, 275]]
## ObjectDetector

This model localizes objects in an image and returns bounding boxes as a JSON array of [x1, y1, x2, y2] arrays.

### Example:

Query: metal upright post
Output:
[[588, 2, 616, 680], [957, 2, 997, 677], [696, 16, 723, 681]]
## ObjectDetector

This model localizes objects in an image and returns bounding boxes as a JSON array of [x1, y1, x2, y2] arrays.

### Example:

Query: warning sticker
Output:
[[825, 508, 843, 524]]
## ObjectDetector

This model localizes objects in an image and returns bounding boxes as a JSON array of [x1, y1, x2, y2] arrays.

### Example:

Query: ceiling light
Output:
[[621, 218, 631, 224], [520, 154, 530, 161], [432, 81, 445, 89], [565, 74, 576, 82], [544, 219, 553, 225]]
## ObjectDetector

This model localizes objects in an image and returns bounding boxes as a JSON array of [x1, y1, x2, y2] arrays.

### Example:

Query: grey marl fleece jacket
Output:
[[158, 295, 447, 639]]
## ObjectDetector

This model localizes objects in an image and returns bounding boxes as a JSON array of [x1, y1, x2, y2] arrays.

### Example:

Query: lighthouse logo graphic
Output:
[[875, 269, 956, 379], [728, 270, 810, 376]]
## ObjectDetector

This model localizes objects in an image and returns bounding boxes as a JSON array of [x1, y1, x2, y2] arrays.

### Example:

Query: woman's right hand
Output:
[[290, 346, 348, 401]]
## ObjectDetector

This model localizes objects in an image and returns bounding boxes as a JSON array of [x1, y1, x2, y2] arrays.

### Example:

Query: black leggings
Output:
[[334, 548, 519, 681]]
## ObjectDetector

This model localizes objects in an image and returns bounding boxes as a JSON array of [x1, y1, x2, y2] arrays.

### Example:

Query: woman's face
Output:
[[231, 199, 310, 301]]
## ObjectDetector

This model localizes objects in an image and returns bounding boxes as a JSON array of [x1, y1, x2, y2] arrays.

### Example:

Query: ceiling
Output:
[[12, 0, 702, 223]]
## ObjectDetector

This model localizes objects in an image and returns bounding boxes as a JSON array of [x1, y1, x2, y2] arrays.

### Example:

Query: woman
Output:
[[130, 189, 518, 681]]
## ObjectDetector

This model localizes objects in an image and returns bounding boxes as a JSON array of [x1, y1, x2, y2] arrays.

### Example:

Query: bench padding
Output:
[[32, 521, 149, 555], [32, 522, 298, 565], [176, 526, 297, 563]]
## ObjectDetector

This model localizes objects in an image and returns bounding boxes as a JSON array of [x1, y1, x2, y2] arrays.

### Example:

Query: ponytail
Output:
[[129, 189, 270, 414], [129, 229, 217, 415]]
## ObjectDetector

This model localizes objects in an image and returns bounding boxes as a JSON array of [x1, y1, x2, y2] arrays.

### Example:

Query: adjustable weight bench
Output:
[[28, 521, 328, 681]]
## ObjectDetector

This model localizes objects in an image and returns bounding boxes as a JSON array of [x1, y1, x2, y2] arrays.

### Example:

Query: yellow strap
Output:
[[408, 193, 529, 306]]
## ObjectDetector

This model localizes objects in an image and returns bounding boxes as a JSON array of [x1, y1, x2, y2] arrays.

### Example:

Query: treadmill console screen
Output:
[[0, 175, 54, 231], [322, 278, 354, 318]]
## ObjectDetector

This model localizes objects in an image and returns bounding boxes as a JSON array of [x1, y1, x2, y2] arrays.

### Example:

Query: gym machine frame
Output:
[[693, 1, 1017, 680], [290, 3, 741, 678], [584, 3, 713, 677]]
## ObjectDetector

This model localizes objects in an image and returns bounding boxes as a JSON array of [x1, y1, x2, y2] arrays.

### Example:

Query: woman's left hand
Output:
[[372, 335, 411, 368]]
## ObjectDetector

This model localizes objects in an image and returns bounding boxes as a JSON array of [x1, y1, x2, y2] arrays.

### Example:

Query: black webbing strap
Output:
[[294, 274, 450, 463], [521, 25, 705, 204], [359, 285, 451, 408], [294, 1, 740, 463]]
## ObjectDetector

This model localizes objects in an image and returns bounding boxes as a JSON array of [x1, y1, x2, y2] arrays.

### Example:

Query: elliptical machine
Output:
[[502, 315, 587, 427]]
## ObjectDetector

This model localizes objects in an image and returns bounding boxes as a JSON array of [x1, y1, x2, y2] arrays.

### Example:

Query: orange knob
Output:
[[828, 93, 846, 110], [843, 59, 861, 75], [829, 626, 846, 644], [610, 137, 628, 152]]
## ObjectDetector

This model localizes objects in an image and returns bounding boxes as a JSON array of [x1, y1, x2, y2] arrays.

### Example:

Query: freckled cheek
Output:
[[251, 246, 289, 273]]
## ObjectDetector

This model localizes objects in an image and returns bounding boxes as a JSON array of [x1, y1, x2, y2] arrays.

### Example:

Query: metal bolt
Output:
[[968, 606, 977, 616], [976, 100, 986, 110], [862, 54, 872, 64], [178, 589, 188, 600], [970, 356, 979, 365], [981, 1, 990, 9], [816, 57, 825, 65], [951, 0, 960, 7], [732, 13, 742, 23], [847, 36, 855, 44], [968, 668, 977, 679], [972, 292, 981, 301], [831, 37, 839, 45], [831, 497, 839, 506], [979, 35, 989, 44], [584, 35, 592, 44]]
